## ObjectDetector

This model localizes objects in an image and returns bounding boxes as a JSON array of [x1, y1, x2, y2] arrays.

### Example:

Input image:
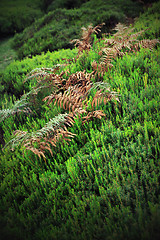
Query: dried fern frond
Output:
[[113, 23, 133, 38], [71, 23, 105, 54], [0, 99, 31, 123], [92, 23, 159, 78], [4, 113, 76, 158], [46, 78, 120, 113], [24, 67, 67, 98], [23, 70, 67, 105], [82, 110, 106, 124], [65, 70, 94, 88], [4, 78, 120, 158], [43, 71, 94, 107], [50, 85, 88, 112], [81, 23, 105, 42], [92, 46, 118, 77], [132, 39, 160, 51], [24, 65, 67, 82], [92, 61, 112, 77], [23, 125, 76, 159], [89, 81, 120, 107], [108, 23, 157, 53], [88, 81, 110, 92], [109, 24, 159, 55]]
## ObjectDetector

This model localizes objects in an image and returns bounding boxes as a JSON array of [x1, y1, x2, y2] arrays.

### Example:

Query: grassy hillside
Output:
[[11, 0, 143, 59], [0, 0, 90, 37], [0, 2, 160, 240], [0, 0, 44, 36]]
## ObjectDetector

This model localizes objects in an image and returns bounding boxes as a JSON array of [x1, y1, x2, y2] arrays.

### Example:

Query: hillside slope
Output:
[[0, 2, 160, 240], [11, 0, 143, 59]]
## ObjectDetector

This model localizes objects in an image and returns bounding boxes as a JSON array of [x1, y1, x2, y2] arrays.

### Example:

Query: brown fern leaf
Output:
[[65, 70, 94, 89], [43, 94, 55, 105], [82, 110, 106, 124], [93, 110, 106, 119], [92, 46, 117, 77], [93, 23, 158, 78], [101, 47, 117, 64], [104, 23, 145, 54], [24, 66, 61, 83], [53, 86, 86, 112], [71, 23, 105, 55], [81, 23, 105, 42], [22, 116, 76, 158], [91, 89, 103, 108], [44, 75, 97, 113], [25, 69, 67, 102], [92, 61, 111, 77], [113, 23, 128, 36], [133, 39, 160, 51], [5, 113, 77, 159], [91, 87, 117, 108]]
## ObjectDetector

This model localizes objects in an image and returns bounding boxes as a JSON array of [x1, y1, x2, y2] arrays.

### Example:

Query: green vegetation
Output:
[[0, 0, 44, 36], [0, 0, 89, 37], [0, 48, 78, 108], [0, 2, 160, 240], [0, 37, 17, 72], [134, 0, 160, 39], [12, 0, 143, 59], [46, 0, 89, 11]]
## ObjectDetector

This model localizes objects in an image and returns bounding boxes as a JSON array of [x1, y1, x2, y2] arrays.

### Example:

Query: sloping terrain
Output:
[[0, 2, 160, 240]]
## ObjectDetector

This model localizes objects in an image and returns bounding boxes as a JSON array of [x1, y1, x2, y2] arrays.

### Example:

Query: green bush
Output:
[[0, 45, 160, 236]]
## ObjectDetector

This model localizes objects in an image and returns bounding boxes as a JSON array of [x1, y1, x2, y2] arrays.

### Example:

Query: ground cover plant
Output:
[[0, 2, 160, 240]]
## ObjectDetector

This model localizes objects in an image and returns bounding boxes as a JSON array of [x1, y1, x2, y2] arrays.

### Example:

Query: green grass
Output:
[[0, 2, 160, 240]]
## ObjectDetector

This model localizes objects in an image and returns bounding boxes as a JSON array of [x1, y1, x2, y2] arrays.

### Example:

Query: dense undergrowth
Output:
[[0, 2, 160, 240]]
